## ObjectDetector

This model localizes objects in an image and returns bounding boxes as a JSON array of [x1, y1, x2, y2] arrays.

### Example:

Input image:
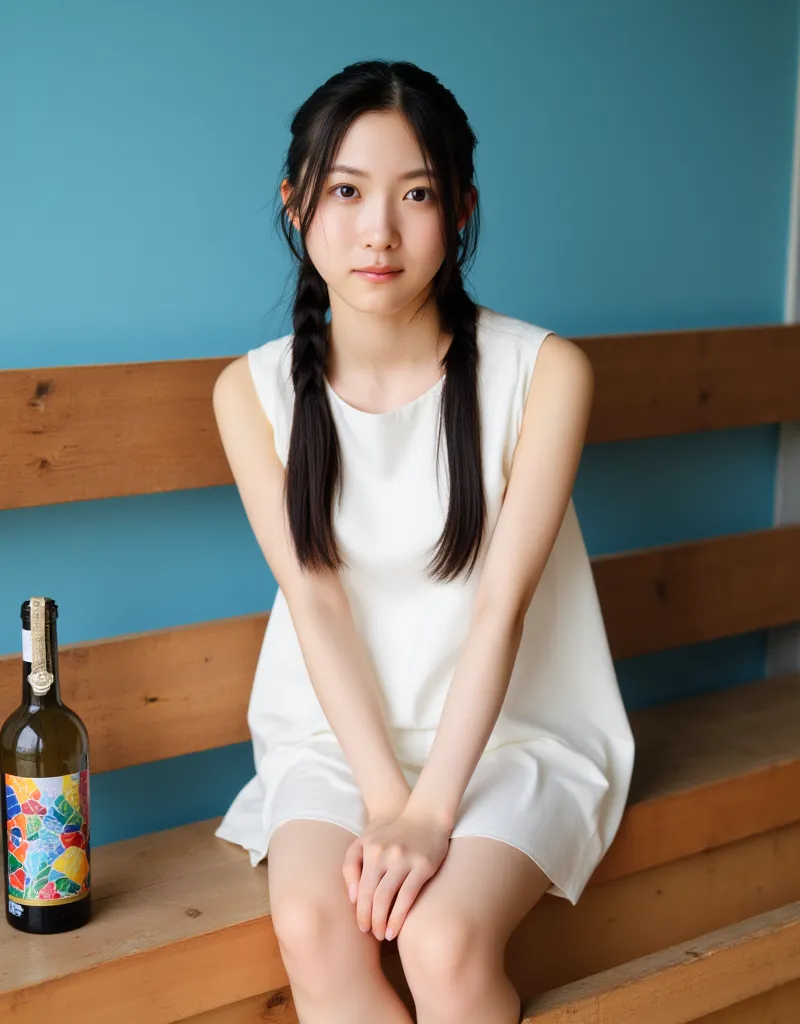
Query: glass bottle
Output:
[[1, 597, 91, 933]]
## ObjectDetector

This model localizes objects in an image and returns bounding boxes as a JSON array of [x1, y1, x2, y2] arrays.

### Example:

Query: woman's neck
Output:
[[325, 304, 451, 384]]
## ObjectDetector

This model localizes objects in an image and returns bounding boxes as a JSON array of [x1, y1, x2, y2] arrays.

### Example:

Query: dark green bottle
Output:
[[1, 597, 91, 934]]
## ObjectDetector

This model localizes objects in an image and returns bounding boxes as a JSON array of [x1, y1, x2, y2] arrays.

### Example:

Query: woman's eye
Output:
[[331, 184, 435, 202]]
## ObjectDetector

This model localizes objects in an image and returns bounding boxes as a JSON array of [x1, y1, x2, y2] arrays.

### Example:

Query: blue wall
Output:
[[1, 0, 797, 846]]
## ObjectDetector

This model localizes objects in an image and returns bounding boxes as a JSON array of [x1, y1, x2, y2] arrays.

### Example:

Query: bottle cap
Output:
[[20, 597, 58, 620], [25, 597, 56, 695]]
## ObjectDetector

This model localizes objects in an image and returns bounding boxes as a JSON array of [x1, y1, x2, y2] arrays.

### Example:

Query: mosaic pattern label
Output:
[[5, 771, 91, 906]]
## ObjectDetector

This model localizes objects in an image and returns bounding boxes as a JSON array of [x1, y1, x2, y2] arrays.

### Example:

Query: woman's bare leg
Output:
[[267, 819, 415, 1024], [396, 836, 553, 1024]]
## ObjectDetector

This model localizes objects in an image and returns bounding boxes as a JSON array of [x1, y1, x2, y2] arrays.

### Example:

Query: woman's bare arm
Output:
[[212, 356, 411, 818], [405, 336, 596, 828]]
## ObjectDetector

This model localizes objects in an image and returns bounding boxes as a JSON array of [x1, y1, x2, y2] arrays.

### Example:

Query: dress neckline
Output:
[[319, 305, 489, 418], [323, 370, 446, 419]]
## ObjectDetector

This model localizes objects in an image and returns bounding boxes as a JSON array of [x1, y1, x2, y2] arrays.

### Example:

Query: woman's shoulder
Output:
[[248, 331, 294, 375], [232, 333, 295, 467], [477, 304, 556, 353], [476, 305, 557, 386], [246, 332, 297, 406]]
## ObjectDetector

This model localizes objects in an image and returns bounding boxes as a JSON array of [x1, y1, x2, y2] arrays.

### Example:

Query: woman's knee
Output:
[[269, 878, 331, 951], [267, 819, 379, 969], [397, 905, 499, 1005]]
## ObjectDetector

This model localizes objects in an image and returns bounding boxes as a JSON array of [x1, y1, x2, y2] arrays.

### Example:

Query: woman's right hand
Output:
[[342, 805, 450, 942]]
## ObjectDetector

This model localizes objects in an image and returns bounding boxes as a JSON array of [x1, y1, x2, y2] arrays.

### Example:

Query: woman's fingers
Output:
[[370, 864, 409, 940], [344, 819, 449, 939], [355, 844, 387, 932], [385, 867, 431, 940], [341, 838, 364, 903]]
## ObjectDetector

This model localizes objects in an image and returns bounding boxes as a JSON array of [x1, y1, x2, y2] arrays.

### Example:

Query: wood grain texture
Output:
[[520, 900, 800, 1023], [185, 990, 297, 1023], [189, 820, 800, 1023], [692, 977, 800, 1023], [593, 523, 800, 660], [590, 673, 800, 883], [576, 322, 800, 443], [507, 820, 800, 1002], [3, 323, 799, 510], [0, 357, 231, 510], [0, 820, 285, 1024], [2, 529, 798, 773], [3, 678, 800, 1022], [180, 979, 800, 1024], [0, 611, 267, 769], [4, 818, 800, 1023], [187, 823, 800, 1024]]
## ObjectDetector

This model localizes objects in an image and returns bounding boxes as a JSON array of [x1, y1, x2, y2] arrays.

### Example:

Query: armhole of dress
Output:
[[518, 327, 556, 432], [247, 345, 288, 467], [503, 327, 556, 479]]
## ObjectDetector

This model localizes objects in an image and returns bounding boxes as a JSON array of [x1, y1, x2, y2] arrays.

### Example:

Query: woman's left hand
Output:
[[342, 808, 451, 941]]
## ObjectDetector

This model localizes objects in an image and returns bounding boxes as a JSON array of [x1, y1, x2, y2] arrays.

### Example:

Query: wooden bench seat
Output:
[[3, 671, 799, 1022], [521, 900, 800, 1024], [3, 321, 800, 1021]]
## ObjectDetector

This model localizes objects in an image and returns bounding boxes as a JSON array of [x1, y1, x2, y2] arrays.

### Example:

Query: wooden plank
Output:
[[4, 810, 800, 1022], [593, 523, 800, 659], [520, 900, 800, 1023], [0, 820, 285, 1024], [0, 357, 231, 511], [188, 957, 800, 1023], [185, 990, 297, 1023], [577, 322, 800, 444], [597, 757, 800, 885], [185, 980, 800, 1024], [693, 977, 800, 1023], [2, 324, 799, 511], [0, 611, 267, 769], [508, 820, 800, 1003], [624, 671, 800, 803], [594, 673, 800, 884]]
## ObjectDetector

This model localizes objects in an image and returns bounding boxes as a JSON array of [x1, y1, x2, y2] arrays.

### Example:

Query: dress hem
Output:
[[215, 816, 593, 906]]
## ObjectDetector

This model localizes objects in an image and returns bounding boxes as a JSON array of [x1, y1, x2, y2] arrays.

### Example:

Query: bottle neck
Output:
[[22, 615, 63, 708]]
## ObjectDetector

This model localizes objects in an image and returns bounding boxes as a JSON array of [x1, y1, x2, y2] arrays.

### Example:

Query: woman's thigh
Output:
[[396, 836, 553, 966], [267, 818, 382, 965]]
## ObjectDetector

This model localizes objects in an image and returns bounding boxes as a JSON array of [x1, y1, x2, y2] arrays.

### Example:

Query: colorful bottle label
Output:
[[5, 771, 90, 907]]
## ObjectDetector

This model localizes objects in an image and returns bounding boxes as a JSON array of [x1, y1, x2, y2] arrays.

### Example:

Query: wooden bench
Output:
[[2, 322, 800, 1022]]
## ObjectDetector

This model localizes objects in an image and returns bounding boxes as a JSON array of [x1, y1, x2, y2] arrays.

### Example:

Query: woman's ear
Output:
[[281, 178, 301, 231], [457, 186, 478, 232]]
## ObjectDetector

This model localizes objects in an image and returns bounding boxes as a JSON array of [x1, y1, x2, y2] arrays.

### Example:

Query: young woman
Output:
[[213, 59, 635, 1024]]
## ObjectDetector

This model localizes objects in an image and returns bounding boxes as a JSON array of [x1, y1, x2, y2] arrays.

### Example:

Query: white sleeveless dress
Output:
[[215, 304, 635, 905]]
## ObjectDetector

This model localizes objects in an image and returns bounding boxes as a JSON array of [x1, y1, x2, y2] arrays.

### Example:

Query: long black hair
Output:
[[277, 59, 484, 584]]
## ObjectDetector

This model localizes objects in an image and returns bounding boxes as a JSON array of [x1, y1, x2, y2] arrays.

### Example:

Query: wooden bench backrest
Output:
[[1, 322, 798, 773]]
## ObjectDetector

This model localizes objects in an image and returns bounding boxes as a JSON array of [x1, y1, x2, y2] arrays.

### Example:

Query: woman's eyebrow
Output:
[[329, 164, 435, 181]]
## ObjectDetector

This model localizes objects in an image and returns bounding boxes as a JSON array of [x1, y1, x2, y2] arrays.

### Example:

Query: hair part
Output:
[[276, 59, 485, 584]]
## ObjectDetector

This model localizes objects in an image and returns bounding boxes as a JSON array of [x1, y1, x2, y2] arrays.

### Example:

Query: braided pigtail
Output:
[[428, 277, 485, 583], [285, 255, 345, 574]]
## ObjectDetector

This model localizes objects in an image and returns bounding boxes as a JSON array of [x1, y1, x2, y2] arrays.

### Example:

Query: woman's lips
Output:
[[354, 269, 403, 282]]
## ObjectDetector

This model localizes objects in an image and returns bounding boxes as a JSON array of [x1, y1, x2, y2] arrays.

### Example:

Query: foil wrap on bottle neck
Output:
[[28, 596, 55, 696]]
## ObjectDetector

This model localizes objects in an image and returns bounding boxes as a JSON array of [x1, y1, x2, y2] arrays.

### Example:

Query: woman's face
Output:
[[282, 110, 472, 317]]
